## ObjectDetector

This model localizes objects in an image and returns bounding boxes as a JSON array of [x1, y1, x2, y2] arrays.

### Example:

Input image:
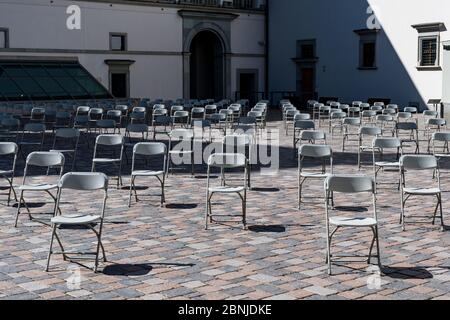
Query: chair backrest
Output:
[[96, 119, 116, 128], [295, 120, 315, 130], [325, 175, 375, 194], [0, 142, 18, 155], [360, 126, 382, 136], [126, 123, 148, 133], [423, 110, 438, 118], [377, 115, 394, 122], [133, 142, 166, 157], [300, 130, 326, 141], [294, 113, 311, 121], [170, 129, 194, 140], [397, 112, 412, 119], [26, 151, 65, 167], [362, 110, 377, 117], [432, 132, 450, 143], [207, 153, 246, 169], [396, 122, 417, 131], [95, 134, 123, 146], [404, 107, 418, 113], [1, 118, 20, 128], [400, 155, 437, 170], [173, 110, 189, 118], [107, 110, 122, 118], [223, 134, 251, 149], [427, 118, 446, 126], [238, 116, 257, 125], [299, 144, 332, 158], [330, 111, 346, 119], [55, 128, 80, 139], [59, 172, 108, 191], [343, 117, 361, 126], [133, 107, 146, 113], [24, 123, 46, 132], [373, 137, 401, 149]]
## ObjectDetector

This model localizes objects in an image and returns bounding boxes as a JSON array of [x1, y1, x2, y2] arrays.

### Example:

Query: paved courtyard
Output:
[[1, 113, 450, 300]]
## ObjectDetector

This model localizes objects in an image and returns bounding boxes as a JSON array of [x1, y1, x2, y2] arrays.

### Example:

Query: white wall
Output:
[[0, 0, 266, 100], [269, 0, 450, 108]]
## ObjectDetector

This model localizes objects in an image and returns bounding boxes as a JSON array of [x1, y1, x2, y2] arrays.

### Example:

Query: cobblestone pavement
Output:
[[1, 113, 450, 300]]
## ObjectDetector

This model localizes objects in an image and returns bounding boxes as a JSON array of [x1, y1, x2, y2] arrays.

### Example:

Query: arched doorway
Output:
[[189, 30, 224, 101]]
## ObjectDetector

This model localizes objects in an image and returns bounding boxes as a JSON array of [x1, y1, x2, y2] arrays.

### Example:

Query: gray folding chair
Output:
[[358, 126, 382, 170], [18, 123, 46, 160], [222, 134, 253, 189], [15, 152, 65, 227], [293, 120, 315, 152], [50, 128, 80, 172], [396, 122, 419, 154], [206, 153, 248, 230], [45, 172, 108, 273], [400, 155, 444, 231], [325, 175, 380, 275], [372, 137, 402, 189], [92, 134, 124, 188], [0, 142, 18, 206], [432, 132, 450, 158], [129, 143, 166, 207], [167, 129, 194, 177], [342, 117, 361, 152], [298, 144, 333, 210]]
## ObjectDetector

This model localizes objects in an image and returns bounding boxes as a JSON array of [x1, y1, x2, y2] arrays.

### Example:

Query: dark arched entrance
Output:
[[189, 30, 224, 101]]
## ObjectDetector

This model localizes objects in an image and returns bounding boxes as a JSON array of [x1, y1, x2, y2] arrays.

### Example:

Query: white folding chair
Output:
[[45, 172, 108, 273], [400, 155, 444, 231], [372, 137, 402, 189], [92, 134, 124, 188], [14, 152, 65, 227], [167, 129, 194, 177], [222, 134, 253, 189], [50, 128, 80, 172], [358, 126, 382, 170], [129, 143, 166, 207], [325, 175, 380, 275], [0, 142, 18, 206], [206, 153, 248, 230], [298, 144, 333, 210]]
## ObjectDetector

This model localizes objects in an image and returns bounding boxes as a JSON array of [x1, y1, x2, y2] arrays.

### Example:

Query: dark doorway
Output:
[[190, 31, 224, 100], [239, 72, 257, 105], [111, 73, 127, 98], [300, 67, 315, 101]]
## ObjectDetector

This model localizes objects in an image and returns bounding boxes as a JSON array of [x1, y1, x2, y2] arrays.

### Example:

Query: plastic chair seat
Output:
[[18, 183, 57, 191], [51, 214, 101, 225], [209, 186, 245, 193], [132, 170, 164, 176], [375, 161, 400, 168], [169, 150, 193, 154], [50, 149, 75, 154], [403, 187, 441, 195], [329, 216, 377, 227], [300, 172, 330, 179], [93, 158, 121, 163]]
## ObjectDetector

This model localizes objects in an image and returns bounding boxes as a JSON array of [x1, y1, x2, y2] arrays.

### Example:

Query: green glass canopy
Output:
[[0, 60, 113, 101]]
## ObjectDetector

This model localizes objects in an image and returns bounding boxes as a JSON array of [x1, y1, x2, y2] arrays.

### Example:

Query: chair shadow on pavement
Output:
[[102, 262, 195, 276]]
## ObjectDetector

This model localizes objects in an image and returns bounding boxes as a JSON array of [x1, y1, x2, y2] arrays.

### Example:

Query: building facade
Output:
[[0, 0, 266, 101], [268, 0, 450, 109]]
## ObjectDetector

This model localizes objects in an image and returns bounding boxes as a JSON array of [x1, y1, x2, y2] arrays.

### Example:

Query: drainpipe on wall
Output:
[[264, 0, 269, 104]]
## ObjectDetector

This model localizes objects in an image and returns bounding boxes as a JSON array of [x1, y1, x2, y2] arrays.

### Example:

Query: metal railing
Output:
[[123, 0, 264, 10]]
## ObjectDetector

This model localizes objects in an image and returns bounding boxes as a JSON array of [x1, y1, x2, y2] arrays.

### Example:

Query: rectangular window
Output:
[[296, 40, 316, 59], [355, 29, 378, 70], [0, 28, 9, 48], [419, 36, 439, 67], [362, 41, 376, 68], [110, 33, 127, 51]]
